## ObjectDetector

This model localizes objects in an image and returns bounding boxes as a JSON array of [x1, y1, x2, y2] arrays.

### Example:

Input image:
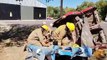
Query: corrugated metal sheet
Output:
[[81, 17, 94, 47], [21, 6, 33, 20], [100, 22, 107, 43], [0, 0, 46, 8]]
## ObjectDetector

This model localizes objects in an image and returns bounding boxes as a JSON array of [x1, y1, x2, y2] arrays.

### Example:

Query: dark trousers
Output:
[[72, 56, 88, 60], [56, 55, 88, 60]]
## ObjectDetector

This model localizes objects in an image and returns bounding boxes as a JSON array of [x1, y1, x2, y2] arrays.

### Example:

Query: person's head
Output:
[[41, 25, 50, 36], [66, 22, 75, 32]]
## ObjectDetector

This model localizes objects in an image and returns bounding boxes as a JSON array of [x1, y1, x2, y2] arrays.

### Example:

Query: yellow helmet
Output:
[[66, 22, 75, 32], [72, 43, 80, 48], [42, 25, 49, 31]]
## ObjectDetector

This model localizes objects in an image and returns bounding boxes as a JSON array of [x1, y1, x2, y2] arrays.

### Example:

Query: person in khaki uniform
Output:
[[52, 22, 76, 46], [27, 25, 52, 47]]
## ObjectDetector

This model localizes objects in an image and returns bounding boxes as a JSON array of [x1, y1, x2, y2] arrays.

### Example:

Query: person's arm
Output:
[[27, 30, 43, 46], [41, 40, 52, 47], [71, 30, 77, 43]]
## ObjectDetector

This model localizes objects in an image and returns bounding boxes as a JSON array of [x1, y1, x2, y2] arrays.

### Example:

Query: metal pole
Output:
[[46, 1, 48, 20], [60, 0, 63, 17]]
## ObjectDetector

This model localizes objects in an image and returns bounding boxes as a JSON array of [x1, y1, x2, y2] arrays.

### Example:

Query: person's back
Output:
[[53, 25, 66, 40], [27, 28, 44, 46]]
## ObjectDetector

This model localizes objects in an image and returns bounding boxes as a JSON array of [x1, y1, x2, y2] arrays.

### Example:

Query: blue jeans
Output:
[[25, 44, 59, 60]]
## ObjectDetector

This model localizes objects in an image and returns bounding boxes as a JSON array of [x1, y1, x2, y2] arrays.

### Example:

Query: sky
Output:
[[39, 0, 99, 8]]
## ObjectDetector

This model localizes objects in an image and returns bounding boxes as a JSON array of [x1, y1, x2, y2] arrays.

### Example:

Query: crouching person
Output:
[[25, 25, 54, 60], [52, 22, 76, 46], [26, 25, 52, 47]]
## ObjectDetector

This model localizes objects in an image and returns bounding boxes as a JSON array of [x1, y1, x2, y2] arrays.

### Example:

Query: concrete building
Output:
[[0, 0, 47, 20]]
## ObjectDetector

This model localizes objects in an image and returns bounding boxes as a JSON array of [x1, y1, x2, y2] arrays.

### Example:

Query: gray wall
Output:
[[21, 6, 33, 20]]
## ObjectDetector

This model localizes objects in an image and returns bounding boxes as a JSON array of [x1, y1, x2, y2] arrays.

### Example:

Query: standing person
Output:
[[26, 24, 52, 47], [52, 22, 76, 46]]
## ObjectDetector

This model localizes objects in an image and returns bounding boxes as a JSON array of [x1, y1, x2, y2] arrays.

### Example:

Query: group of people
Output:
[[24, 21, 107, 60], [26, 22, 76, 47], [24, 22, 93, 60]]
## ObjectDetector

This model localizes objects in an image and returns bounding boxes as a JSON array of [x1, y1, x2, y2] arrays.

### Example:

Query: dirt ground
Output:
[[0, 46, 27, 60], [0, 45, 107, 60]]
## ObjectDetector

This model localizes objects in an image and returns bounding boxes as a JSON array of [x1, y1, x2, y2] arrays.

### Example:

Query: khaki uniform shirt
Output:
[[53, 25, 66, 41], [53, 25, 70, 46], [53, 25, 77, 46], [27, 28, 46, 46]]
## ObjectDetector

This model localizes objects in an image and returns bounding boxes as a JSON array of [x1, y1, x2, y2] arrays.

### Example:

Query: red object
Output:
[[95, 43, 107, 49], [99, 46, 107, 49], [63, 7, 96, 17], [81, 7, 96, 13], [64, 11, 81, 17]]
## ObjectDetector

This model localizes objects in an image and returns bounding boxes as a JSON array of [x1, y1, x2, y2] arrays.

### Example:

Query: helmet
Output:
[[72, 43, 80, 48], [66, 22, 75, 32], [42, 25, 49, 31]]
